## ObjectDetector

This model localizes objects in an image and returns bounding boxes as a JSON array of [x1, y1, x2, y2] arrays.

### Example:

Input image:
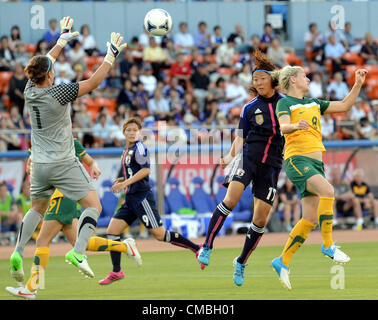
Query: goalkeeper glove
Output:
[[57, 16, 80, 48], [104, 32, 127, 65]]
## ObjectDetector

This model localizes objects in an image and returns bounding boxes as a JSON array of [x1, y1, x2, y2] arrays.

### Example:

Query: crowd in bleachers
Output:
[[0, 18, 377, 152]]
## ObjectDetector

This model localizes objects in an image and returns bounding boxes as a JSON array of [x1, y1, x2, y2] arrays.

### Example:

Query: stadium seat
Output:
[[343, 52, 364, 66], [25, 43, 37, 54], [366, 77, 378, 100], [345, 65, 359, 88], [325, 58, 333, 76], [218, 67, 234, 77], [305, 44, 317, 62], [84, 56, 97, 71], [95, 97, 117, 112], [98, 180, 118, 228], [190, 176, 215, 214], [214, 175, 227, 205], [0, 72, 13, 95], [233, 184, 253, 222], [286, 52, 303, 66], [138, 109, 150, 119], [364, 64, 378, 77], [165, 177, 191, 214]]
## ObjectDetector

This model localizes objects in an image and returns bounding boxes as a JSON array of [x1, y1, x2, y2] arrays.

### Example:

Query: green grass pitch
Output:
[[1, 242, 377, 300]]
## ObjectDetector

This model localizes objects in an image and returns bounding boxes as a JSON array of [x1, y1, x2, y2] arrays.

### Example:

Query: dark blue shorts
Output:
[[113, 191, 163, 229], [223, 154, 281, 205]]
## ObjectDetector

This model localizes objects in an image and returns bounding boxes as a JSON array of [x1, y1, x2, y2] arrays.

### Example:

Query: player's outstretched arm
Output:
[[46, 16, 80, 63], [77, 32, 127, 98], [325, 69, 368, 114]]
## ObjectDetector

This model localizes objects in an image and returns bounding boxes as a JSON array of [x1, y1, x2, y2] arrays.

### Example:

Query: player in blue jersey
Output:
[[98, 117, 202, 285], [197, 51, 285, 286]]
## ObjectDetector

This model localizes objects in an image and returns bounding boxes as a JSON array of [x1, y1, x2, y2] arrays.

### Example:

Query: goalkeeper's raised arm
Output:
[[77, 32, 127, 97]]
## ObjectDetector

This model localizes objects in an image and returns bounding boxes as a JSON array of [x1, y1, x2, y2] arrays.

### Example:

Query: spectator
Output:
[[167, 87, 183, 116], [260, 23, 275, 53], [71, 63, 87, 83], [139, 64, 157, 97], [308, 72, 324, 99], [229, 24, 248, 53], [127, 37, 143, 63], [320, 113, 337, 141], [351, 168, 378, 228], [223, 73, 248, 112], [169, 52, 192, 88], [0, 116, 20, 151], [9, 25, 22, 51], [143, 37, 169, 80], [42, 18, 60, 49], [190, 63, 210, 110], [16, 181, 31, 216], [54, 70, 71, 85], [211, 25, 226, 52], [306, 61, 321, 81], [331, 167, 363, 230], [216, 35, 236, 68], [54, 53, 75, 81], [34, 39, 48, 56], [250, 34, 262, 55], [148, 89, 171, 120], [164, 38, 178, 63], [105, 67, 123, 96], [93, 114, 115, 148], [8, 62, 28, 114], [120, 50, 135, 80], [9, 105, 25, 131], [13, 42, 29, 68], [139, 28, 162, 49], [193, 21, 211, 54], [174, 22, 195, 54], [343, 22, 361, 53], [128, 64, 141, 90], [324, 20, 348, 50], [357, 117, 376, 140], [78, 24, 98, 56], [238, 63, 252, 90], [304, 23, 325, 63], [360, 32, 378, 65], [278, 178, 301, 232], [117, 78, 135, 109], [208, 77, 227, 104], [166, 116, 187, 145], [324, 34, 354, 74], [109, 113, 125, 147], [203, 99, 218, 126], [350, 97, 367, 123], [0, 36, 15, 71], [267, 38, 287, 68], [66, 39, 86, 67], [0, 181, 21, 236], [163, 76, 185, 100], [73, 99, 93, 130], [134, 81, 149, 110], [327, 71, 349, 101]]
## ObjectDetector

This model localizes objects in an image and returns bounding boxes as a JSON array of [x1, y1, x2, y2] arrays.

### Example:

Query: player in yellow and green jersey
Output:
[[269, 65, 368, 290]]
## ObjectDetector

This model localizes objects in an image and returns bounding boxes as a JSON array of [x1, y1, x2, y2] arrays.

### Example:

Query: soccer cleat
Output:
[[233, 257, 247, 287], [65, 249, 94, 278], [10, 251, 24, 282], [98, 270, 125, 285], [272, 257, 292, 290], [197, 245, 212, 266], [6, 286, 36, 300], [124, 238, 142, 267], [195, 245, 206, 270], [321, 243, 350, 264]]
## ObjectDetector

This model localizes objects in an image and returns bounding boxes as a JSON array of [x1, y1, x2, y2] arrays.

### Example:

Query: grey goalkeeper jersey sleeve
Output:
[[24, 80, 79, 163]]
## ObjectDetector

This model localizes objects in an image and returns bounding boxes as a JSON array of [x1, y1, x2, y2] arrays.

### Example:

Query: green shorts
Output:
[[284, 155, 325, 199], [44, 197, 81, 225]]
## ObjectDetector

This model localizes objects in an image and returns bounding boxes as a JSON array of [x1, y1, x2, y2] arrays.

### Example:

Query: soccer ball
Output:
[[144, 8, 172, 37]]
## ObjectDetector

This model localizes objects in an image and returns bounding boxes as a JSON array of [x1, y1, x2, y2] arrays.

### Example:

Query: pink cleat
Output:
[[98, 270, 125, 285], [196, 245, 206, 270]]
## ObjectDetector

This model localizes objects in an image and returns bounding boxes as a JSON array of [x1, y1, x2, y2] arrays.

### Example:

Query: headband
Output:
[[46, 58, 52, 74], [252, 69, 272, 76]]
